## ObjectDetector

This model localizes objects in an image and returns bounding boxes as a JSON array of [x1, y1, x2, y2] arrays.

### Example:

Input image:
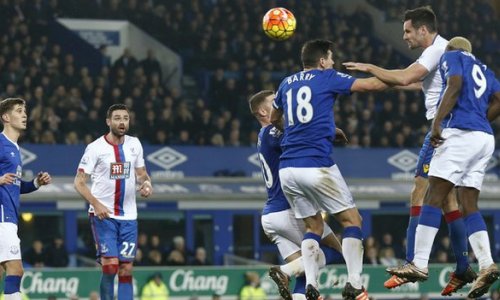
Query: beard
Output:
[[111, 126, 128, 137]]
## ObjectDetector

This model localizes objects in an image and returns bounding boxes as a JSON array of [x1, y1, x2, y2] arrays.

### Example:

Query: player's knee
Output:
[[5, 261, 24, 277], [102, 263, 119, 275], [118, 262, 133, 276]]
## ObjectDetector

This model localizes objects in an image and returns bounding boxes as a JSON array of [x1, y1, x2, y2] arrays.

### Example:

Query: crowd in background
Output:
[[1, 0, 498, 147]]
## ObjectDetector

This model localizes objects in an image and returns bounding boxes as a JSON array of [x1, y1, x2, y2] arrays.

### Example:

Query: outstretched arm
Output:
[[344, 62, 428, 86], [430, 75, 462, 147], [350, 77, 390, 93]]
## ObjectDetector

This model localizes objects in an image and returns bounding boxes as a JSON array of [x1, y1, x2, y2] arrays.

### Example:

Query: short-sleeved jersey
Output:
[[273, 69, 355, 168], [78, 135, 145, 220], [0, 134, 37, 224], [416, 35, 448, 120], [257, 125, 290, 215], [439, 50, 500, 134]]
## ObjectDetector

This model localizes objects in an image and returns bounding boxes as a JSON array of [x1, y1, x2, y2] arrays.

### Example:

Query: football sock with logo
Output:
[[4, 275, 22, 300], [101, 264, 118, 300], [342, 226, 364, 289], [118, 275, 133, 300], [301, 232, 321, 288], [413, 205, 441, 270], [464, 212, 494, 270], [406, 206, 421, 262], [445, 210, 469, 274]]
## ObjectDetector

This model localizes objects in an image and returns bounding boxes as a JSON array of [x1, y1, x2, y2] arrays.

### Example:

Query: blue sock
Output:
[[320, 245, 344, 264], [464, 211, 487, 235], [406, 206, 421, 262], [118, 276, 133, 300], [303, 232, 322, 243], [445, 210, 469, 274], [293, 275, 306, 295], [4, 275, 22, 294], [343, 226, 363, 239], [418, 205, 442, 228], [100, 273, 116, 300]]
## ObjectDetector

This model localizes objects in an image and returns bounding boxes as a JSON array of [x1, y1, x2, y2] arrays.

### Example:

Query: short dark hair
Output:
[[301, 39, 335, 69], [404, 6, 437, 33], [248, 90, 274, 114], [0, 98, 25, 123], [106, 104, 130, 119]]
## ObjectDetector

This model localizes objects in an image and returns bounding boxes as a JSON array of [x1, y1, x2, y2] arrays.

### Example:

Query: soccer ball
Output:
[[262, 7, 296, 41]]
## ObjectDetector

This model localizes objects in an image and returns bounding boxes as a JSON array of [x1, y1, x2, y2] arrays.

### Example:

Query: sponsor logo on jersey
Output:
[[109, 162, 131, 179]]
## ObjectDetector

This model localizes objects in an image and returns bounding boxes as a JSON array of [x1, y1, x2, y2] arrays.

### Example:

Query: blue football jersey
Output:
[[273, 69, 355, 168], [257, 125, 290, 215], [0, 133, 37, 224], [439, 50, 500, 134]]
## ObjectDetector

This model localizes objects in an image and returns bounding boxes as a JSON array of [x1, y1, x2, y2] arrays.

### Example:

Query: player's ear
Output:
[[1, 113, 9, 123], [105, 118, 111, 126]]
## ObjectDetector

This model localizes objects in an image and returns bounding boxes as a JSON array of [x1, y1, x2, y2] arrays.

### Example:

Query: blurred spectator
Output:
[[190, 247, 211, 266], [240, 272, 266, 300], [364, 247, 380, 265], [88, 291, 99, 300], [141, 272, 169, 300], [379, 247, 399, 267], [45, 236, 69, 267], [24, 239, 46, 268]]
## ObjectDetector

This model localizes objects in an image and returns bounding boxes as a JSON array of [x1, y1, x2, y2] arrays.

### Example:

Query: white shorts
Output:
[[429, 128, 495, 190], [0, 222, 22, 263], [279, 164, 355, 219], [261, 209, 334, 260]]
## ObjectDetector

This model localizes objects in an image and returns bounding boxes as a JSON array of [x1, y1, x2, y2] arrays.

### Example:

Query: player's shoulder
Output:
[[260, 125, 282, 141], [125, 135, 142, 144]]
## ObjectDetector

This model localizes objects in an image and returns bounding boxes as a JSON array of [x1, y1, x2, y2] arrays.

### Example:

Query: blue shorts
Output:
[[415, 131, 434, 178], [90, 215, 138, 262]]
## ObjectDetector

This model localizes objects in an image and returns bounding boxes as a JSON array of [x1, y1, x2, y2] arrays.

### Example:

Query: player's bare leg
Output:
[[334, 208, 368, 300], [2, 260, 24, 300], [459, 187, 499, 298]]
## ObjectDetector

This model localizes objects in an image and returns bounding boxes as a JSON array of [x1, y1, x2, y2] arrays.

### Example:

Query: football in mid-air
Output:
[[262, 7, 296, 41]]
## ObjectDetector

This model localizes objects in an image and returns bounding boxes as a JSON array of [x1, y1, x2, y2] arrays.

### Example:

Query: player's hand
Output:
[[36, 172, 52, 186], [343, 62, 370, 72], [93, 201, 111, 220], [139, 180, 153, 198], [334, 128, 349, 145], [430, 125, 445, 148], [0, 173, 17, 185]]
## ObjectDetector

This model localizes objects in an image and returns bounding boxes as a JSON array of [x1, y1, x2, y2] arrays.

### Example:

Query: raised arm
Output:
[[350, 77, 390, 93], [344, 62, 429, 86]]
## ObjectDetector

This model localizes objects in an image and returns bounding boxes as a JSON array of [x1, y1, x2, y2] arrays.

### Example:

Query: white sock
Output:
[[280, 257, 304, 277], [413, 224, 438, 270], [301, 238, 321, 287], [292, 293, 307, 300], [468, 231, 494, 270], [318, 248, 326, 268], [5, 292, 22, 300], [342, 237, 364, 289]]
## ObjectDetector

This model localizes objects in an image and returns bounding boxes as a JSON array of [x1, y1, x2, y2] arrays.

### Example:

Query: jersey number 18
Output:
[[286, 86, 313, 126]]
